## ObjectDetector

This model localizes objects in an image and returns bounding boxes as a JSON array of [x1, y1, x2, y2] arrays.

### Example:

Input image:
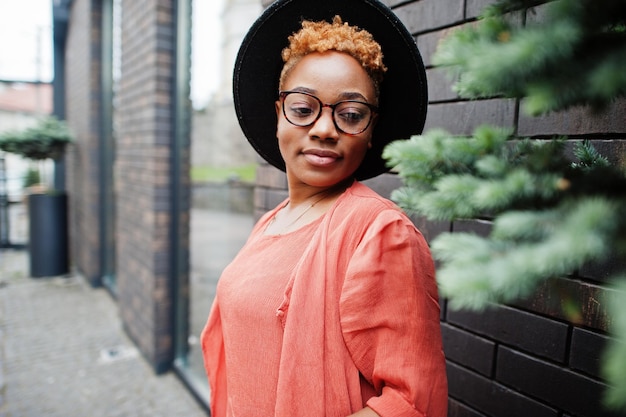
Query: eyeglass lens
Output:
[[282, 92, 374, 135]]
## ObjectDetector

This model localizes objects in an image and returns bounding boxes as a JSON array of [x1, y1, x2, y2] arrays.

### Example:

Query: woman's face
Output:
[[275, 51, 377, 189]]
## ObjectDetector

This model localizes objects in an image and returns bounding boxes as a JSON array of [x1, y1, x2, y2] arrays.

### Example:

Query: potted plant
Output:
[[0, 116, 73, 277]]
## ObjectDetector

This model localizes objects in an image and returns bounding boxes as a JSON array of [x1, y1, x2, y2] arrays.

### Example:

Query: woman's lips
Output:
[[302, 149, 341, 167]]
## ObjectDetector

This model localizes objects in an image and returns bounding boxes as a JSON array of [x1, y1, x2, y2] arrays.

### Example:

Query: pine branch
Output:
[[573, 140, 610, 169], [433, 0, 626, 114], [432, 197, 621, 310], [390, 1, 626, 409], [603, 276, 626, 410]]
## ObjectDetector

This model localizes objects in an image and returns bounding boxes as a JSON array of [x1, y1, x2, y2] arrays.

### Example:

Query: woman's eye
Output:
[[337, 108, 366, 124], [290, 105, 314, 117]]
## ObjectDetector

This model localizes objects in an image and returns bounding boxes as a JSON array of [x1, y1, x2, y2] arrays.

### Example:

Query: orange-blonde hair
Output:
[[279, 16, 387, 97]]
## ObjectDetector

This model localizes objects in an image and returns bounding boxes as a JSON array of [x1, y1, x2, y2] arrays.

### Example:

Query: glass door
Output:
[[174, 0, 260, 405], [101, 0, 120, 292]]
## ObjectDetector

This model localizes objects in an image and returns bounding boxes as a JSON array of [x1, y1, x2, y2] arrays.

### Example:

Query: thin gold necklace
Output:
[[270, 191, 331, 233]]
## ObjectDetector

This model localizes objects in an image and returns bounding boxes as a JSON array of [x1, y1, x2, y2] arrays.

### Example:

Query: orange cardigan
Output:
[[202, 181, 447, 417]]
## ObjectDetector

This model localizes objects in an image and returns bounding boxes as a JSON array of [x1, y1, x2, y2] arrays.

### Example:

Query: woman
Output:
[[202, 1, 448, 416]]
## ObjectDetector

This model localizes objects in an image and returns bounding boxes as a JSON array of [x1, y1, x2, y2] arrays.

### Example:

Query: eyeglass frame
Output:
[[278, 90, 379, 136]]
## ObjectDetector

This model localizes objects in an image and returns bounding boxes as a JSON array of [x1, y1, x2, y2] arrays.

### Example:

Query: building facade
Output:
[[55, 0, 625, 415]]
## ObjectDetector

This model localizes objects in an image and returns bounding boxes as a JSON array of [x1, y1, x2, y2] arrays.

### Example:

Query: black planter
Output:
[[28, 193, 69, 277]]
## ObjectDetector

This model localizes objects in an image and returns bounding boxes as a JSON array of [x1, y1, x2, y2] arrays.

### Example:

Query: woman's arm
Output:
[[340, 210, 448, 417]]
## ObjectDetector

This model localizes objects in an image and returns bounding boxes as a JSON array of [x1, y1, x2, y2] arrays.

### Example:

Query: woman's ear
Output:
[[275, 100, 281, 118]]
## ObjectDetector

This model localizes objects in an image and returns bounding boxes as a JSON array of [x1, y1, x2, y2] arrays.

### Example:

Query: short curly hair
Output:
[[279, 16, 387, 97]]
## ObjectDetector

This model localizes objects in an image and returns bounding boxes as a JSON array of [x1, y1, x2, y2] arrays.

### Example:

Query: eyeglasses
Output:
[[279, 91, 378, 136]]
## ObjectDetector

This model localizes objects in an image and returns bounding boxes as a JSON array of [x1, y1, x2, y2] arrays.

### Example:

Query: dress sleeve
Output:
[[339, 209, 448, 417]]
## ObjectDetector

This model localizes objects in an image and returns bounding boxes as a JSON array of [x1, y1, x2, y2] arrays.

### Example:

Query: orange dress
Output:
[[201, 181, 447, 417]]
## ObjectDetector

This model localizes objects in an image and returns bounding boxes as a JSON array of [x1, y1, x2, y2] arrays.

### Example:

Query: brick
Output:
[[448, 304, 568, 362], [441, 298, 449, 321], [570, 327, 610, 379], [525, 2, 556, 26], [452, 219, 492, 237], [427, 67, 458, 102], [424, 99, 517, 135], [447, 362, 558, 417], [579, 252, 626, 285], [442, 323, 495, 376], [514, 277, 612, 332], [466, 0, 495, 19], [385, 0, 405, 8], [447, 397, 487, 417], [410, 216, 450, 244], [416, 30, 444, 68], [518, 98, 626, 137], [362, 172, 402, 199], [496, 346, 618, 417], [395, 0, 465, 34]]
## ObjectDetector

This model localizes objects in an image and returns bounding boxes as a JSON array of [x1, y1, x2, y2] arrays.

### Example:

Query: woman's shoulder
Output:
[[342, 181, 404, 216], [330, 181, 415, 232]]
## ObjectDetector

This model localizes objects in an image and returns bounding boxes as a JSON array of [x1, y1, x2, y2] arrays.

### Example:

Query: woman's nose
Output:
[[308, 107, 339, 141]]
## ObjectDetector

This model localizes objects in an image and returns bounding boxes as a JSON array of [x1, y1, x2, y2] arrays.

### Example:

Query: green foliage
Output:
[[603, 277, 626, 409], [386, 1, 626, 410], [432, 196, 620, 309], [0, 116, 74, 160], [387, 128, 626, 410], [386, 131, 626, 308], [22, 167, 41, 188], [572, 139, 610, 169], [385, 126, 572, 220], [433, 0, 626, 115]]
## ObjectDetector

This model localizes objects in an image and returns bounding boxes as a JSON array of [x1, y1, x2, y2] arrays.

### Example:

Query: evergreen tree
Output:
[[384, 0, 626, 410], [433, 0, 626, 115]]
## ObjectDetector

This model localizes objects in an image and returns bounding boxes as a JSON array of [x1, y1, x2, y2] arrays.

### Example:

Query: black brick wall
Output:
[[64, 0, 103, 285], [65, 0, 181, 373], [114, 0, 178, 373], [254, 1, 626, 416]]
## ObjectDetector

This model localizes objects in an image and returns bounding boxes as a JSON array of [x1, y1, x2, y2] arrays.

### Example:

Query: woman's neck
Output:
[[287, 178, 354, 208], [263, 178, 354, 236]]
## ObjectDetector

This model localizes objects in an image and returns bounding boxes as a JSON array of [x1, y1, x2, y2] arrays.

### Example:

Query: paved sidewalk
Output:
[[0, 249, 208, 417]]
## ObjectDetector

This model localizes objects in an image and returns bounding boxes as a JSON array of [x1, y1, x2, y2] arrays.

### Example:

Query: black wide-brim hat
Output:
[[233, 0, 428, 180]]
